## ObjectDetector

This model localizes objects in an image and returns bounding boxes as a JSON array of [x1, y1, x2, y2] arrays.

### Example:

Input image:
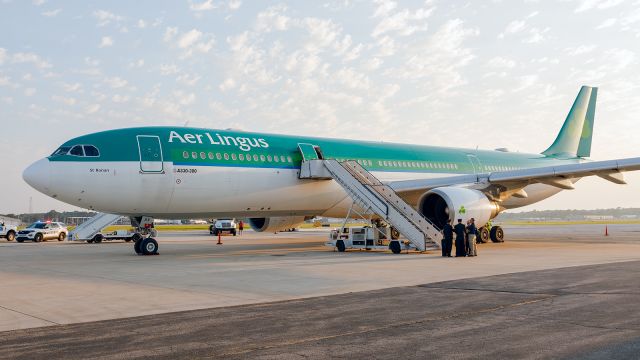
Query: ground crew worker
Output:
[[238, 220, 244, 235], [454, 219, 467, 257], [467, 218, 478, 256], [442, 219, 453, 257]]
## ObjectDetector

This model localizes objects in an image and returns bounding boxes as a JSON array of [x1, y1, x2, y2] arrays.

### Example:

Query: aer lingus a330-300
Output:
[[23, 86, 640, 255]]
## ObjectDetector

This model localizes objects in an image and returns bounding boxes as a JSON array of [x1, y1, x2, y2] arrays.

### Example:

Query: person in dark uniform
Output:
[[454, 219, 467, 257], [442, 219, 454, 257]]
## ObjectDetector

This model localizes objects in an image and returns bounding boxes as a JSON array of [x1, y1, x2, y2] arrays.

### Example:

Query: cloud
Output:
[[62, 82, 82, 92], [159, 64, 180, 75], [12, 52, 52, 69], [178, 29, 202, 48], [256, 5, 291, 32], [41, 8, 61, 17], [103, 76, 128, 89], [189, 0, 216, 12], [52, 95, 76, 105], [575, 0, 625, 12], [228, 0, 242, 10], [137, 19, 146, 28], [86, 104, 101, 114], [596, 17, 617, 29], [0, 48, 6, 65], [99, 36, 113, 48], [164, 27, 215, 57], [565, 44, 597, 56], [371, 4, 435, 38], [487, 56, 516, 68], [93, 9, 124, 27], [24, 87, 36, 96], [32, 0, 47, 6]]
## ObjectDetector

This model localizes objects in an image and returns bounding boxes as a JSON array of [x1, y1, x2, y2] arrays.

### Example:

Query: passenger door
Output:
[[298, 143, 323, 161], [137, 135, 164, 173]]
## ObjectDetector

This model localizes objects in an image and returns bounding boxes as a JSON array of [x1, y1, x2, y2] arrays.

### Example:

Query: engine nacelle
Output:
[[418, 187, 500, 229], [247, 216, 307, 233]]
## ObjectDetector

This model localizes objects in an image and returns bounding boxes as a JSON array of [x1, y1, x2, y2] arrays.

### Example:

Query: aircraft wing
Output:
[[388, 157, 640, 202]]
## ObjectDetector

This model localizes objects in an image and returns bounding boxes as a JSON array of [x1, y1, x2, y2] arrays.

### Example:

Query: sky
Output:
[[1, 0, 640, 214]]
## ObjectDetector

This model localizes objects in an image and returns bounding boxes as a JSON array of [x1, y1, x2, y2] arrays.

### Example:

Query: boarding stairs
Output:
[[303, 159, 442, 251], [68, 213, 121, 241]]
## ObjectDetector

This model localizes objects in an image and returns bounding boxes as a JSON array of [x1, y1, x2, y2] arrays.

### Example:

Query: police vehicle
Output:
[[16, 221, 68, 242]]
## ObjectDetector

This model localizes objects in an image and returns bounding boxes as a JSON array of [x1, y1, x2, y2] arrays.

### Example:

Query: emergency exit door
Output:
[[467, 154, 482, 174], [137, 135, 164, 173]]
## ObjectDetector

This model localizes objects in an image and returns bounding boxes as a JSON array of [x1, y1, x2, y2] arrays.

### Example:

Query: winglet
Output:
[[542, 86, 597, 158]]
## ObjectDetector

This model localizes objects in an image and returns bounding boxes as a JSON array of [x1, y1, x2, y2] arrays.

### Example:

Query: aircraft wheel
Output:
[[6, 231, 15, 242], [477, 227, 490, 244], [141, 238, 159, 255], [134, 238, 143, 254], [58, 232, 66, 241], [336, 240, 346, 252], [93, 234, 103, 244], [389, 241, 402, 254], [490, 226, 505, 243]]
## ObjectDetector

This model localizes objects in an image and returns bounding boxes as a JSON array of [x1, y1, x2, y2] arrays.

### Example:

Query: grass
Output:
[[501, 220, 640, 226]]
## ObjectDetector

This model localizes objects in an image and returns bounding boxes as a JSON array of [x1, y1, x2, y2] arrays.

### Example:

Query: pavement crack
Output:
[[0, 304, 60, 326]]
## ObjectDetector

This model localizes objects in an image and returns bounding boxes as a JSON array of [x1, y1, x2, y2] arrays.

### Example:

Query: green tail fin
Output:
[[542, 86, 597, 158]]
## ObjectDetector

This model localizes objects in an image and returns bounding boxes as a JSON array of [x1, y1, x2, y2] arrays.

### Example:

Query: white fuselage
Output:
[[35, 159, 562, 219]]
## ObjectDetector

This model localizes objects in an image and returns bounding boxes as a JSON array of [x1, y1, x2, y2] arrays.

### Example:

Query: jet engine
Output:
[[418, 187, 501, 229], [247, 216, 308, 232]]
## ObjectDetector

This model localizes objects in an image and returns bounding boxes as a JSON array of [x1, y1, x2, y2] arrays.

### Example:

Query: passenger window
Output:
[[200, 152, 206, 160], [191, 152, 197, 159], [267, 155, 272, 162], [274, 156, 280, 162], [216, 153, 222, 160], [231, 153, 237, 161], [280, 155, 286, 163], [239, 154, 245, 161], [83, 145, 100, 157], [260, 155, 266, 162], [183, 151, 189, 159], [69, 145, 84, 156], [287, 156, 292, 163], [246, 154, 252, 161], [224, 153, 229, 160], [253, 154, 259, 161]]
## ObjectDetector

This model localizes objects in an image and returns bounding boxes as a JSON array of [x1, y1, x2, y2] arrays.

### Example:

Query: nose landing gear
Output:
[[130, 216, 159, 256]]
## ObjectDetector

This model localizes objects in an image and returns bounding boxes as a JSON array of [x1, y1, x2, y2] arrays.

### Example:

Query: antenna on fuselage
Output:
[[183, 120, 190, 127]]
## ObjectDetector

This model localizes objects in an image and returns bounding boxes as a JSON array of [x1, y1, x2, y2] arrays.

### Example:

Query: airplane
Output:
[[22, 86, 640, 255]]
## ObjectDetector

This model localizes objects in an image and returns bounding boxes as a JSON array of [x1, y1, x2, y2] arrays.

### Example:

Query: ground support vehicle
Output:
[[325, 226, 415, 254], [87, 230, 143, 244], [210, 219, 237, 236]]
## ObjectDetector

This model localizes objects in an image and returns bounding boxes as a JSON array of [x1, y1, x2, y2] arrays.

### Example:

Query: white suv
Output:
[[16, 222, 68, 242], [0, 222, 17, 241]]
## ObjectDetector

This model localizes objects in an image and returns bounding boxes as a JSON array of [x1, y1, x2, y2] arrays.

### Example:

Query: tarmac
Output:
[[1, 223, 640, 359]]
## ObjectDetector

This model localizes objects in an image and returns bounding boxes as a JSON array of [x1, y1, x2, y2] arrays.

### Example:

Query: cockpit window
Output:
[[83, 145, 100, 157], [69, 145, 84, 156], [51, 146, 71, 156]]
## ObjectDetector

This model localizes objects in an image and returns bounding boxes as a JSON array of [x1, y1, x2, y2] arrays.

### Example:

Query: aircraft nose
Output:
[[23, 158, 51, 194]]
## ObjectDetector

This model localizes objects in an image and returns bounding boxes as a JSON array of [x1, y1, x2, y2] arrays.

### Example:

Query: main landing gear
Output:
[[134, 237, 159, 255]]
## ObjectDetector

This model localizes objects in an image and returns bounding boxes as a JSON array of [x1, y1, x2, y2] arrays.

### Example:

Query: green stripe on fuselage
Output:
[[47, 126, 578, 173]]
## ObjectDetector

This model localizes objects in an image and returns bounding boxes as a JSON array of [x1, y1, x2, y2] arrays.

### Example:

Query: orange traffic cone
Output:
[[217, 233, 223, 245], [605, 225, 609, 236]]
